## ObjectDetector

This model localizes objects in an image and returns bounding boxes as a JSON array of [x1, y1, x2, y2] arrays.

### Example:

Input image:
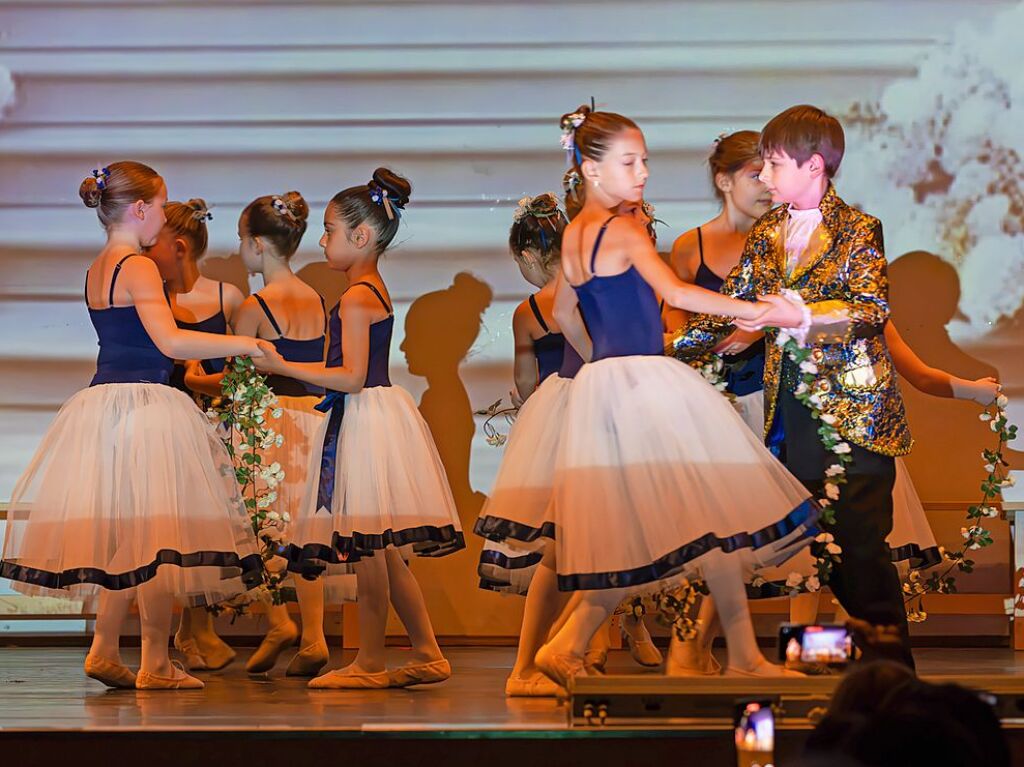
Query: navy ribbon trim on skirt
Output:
[[313, 391, 346, 513], [888, 542, 942, 570], [477, 548, 542, 595], [0, 550, 265, 594], [284, 524, 466, 577], [473, 515, 557, 545], [556, 498, 820, 592]]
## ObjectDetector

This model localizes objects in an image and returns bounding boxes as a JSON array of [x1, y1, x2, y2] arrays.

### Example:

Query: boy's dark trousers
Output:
[[774, 385, 915, 670]]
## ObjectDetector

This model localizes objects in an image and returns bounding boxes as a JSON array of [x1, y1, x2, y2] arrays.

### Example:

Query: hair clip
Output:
[[271, 196, 297, 222], [368, 183, 402, 221], [92, 167, 110, 190]]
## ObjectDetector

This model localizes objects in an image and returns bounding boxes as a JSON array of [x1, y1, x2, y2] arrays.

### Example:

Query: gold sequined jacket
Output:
[[670, 186, 912, 457]]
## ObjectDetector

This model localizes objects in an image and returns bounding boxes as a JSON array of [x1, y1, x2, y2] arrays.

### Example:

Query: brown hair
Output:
[[559, 105, 639, 215], [509, 193, 568, 271], [708, 130, 761, 201], [329, 167, 411, 256], [164, 199, 211, 259], [759, 105, 845, 178], [240, 191, 309, 259], [78, 161, 163, 227]]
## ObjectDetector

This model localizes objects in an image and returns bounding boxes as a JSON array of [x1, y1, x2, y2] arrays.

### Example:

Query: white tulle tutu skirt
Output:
[[734, 390, 765, 437], [286, 385, 463, 577], [550, 355, 818, 593], [0, 383, 262, 607], [475, 375, 571, 549], [888, 457, 940, 570], [474, 374, 572, 593]]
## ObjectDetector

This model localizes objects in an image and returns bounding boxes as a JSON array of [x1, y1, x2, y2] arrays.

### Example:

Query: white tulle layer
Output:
[[0, 383, 261, 606], [474, 374, 572, 552], [288, 385, 463, 570], [549, 356, 817, 592]]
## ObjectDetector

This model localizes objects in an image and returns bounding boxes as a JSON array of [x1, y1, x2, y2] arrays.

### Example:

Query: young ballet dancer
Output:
[[0, 162, 265, 689], [498, 106, 819, 688], [477, 193, 574, 598], [230, 191, 334, 675], [145, 197, 246, 671], [673, 105, 917, 668], [473, 193, 584, 695], [255, 168, 464, 689]]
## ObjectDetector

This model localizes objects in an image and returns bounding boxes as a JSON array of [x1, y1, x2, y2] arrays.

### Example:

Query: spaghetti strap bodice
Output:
[[173, 281, 228, 379], [253, 291, 326, 397], [87, 254, 174, 386], [571, 216, 663, 361], [527, 293, 565, 384], [327, 282, 393, 391], [693, 227, 726, 293]]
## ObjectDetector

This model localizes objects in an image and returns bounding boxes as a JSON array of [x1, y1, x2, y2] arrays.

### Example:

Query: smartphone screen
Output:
[[734, 700, 775, 767], [779, 623, 852, 666]]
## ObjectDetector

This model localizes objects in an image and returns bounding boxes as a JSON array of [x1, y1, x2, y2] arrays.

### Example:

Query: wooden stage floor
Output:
[[1, 646, 1023, 766]]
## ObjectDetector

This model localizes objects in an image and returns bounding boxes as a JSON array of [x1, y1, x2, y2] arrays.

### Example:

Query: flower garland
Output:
[[903, 393, 1017, 622], [206, 355, 288, 615], [772, 328, 847, 594]]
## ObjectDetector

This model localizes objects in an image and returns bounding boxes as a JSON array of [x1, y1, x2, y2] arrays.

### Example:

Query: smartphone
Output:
[[734, 699, 775, 767], [778, 623, 852, 666]]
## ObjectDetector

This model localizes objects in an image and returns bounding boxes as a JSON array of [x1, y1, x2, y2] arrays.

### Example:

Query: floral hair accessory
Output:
[[92, 167, 110, 190], [563, 168, 583, 201], [559, 111, 587, 163], [513, 193, 562, 223], [368, 182, 402, 221], [189, 200, 213, 222], [271, 196, 298, 223]]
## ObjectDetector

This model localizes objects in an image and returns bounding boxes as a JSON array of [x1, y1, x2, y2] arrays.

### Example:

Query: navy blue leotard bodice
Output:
[[572, 216, 663, 361], [327, 282, 393, 390], [87, 254, 174, 386], [253, 292, 326, 398]]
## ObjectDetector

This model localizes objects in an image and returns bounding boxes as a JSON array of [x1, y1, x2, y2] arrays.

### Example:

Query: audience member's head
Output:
[[805, 663, 1009, 767]]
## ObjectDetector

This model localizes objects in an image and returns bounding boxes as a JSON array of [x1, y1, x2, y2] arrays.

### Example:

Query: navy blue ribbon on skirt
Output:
[[313, 391, 346, 513]]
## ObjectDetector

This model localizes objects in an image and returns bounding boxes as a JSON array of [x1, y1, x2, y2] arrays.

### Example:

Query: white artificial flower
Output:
[[825, 483, 841, 500], [795, 382, 810, 396], [275, 433, 285, 447], [805, 576, 821, 592], [272, 408, 283, 419], [996, 394, 1009, 409], [799, 360, 818, 375], [984, 463, 996, 473], [833, 442, 852, 455], [808, 393, 824, 408], [815, 532, 835, 544], [979, 412, 993, 422], [820, 414, 837, 426], [1003, 476, 1017, 488], [825, 464, 845, 478], [282, 511, 292, 523], [785, 572, 804, 589], [826, 543, 843, 556], [267, 510, 281, 521]]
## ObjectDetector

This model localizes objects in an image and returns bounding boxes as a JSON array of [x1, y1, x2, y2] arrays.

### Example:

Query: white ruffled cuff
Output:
[[775, 289, 812, 348]]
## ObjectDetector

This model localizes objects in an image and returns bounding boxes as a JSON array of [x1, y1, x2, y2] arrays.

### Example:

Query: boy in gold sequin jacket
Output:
[[671, 106, 915, 668], [671, 183, 912, 458]]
